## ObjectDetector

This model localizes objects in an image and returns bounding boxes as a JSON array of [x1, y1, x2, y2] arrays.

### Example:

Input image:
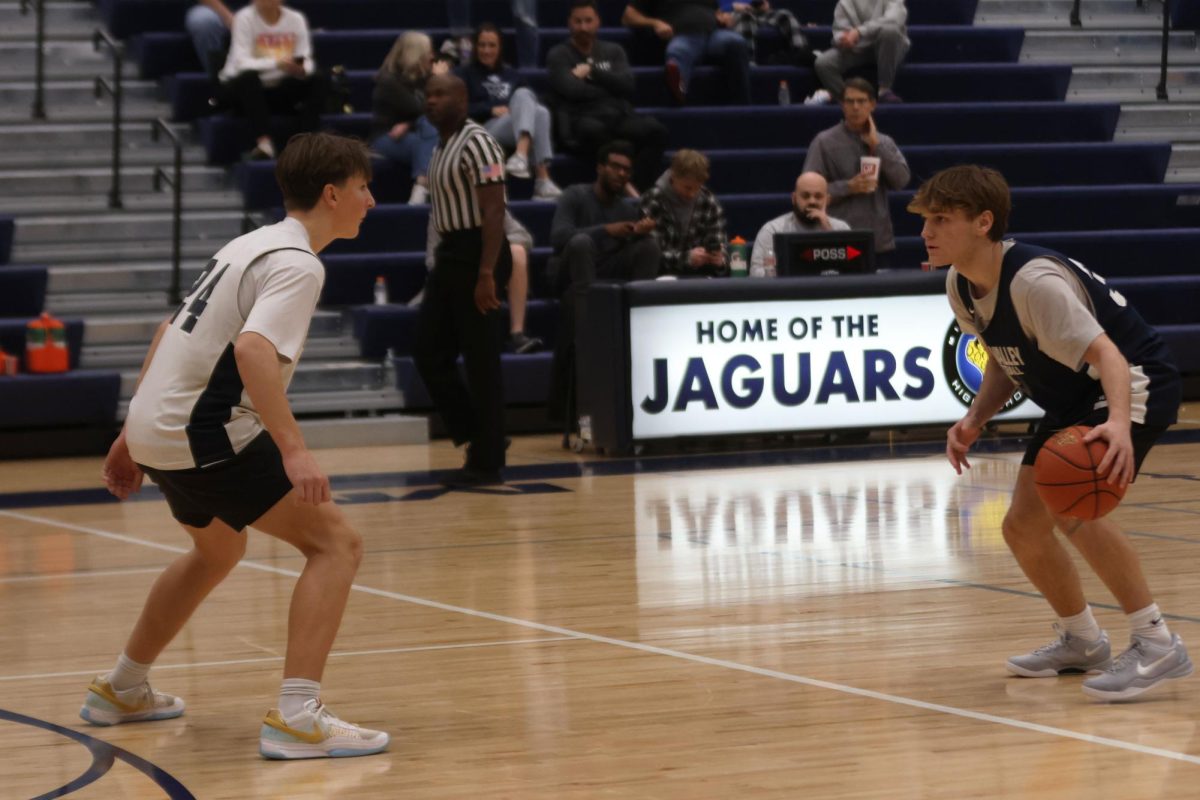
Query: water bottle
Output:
[[778, 80, 791, 106], [763, 245, 777, 278], [373, 275, 388, 305]]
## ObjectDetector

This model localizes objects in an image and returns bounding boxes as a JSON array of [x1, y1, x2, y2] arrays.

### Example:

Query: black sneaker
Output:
[[510, 332, 544, 354], [440, 467, 504, 487]]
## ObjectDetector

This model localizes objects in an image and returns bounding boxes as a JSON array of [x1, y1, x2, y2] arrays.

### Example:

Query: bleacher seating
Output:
[[71, 0, 1200, 431], [0, 267, 49, 317], [0, 215, 13, 265], [119, 0, 980, 61]]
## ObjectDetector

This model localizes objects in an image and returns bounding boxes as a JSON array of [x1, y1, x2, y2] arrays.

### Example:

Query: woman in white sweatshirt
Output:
[[218, 0, 328, 160]]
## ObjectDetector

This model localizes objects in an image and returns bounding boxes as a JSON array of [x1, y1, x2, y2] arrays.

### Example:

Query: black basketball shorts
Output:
[[139, 432, 294, 532]]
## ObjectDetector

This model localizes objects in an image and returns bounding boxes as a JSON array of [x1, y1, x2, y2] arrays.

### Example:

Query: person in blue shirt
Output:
[[457, 24, 562, 201], [910, 164, 1192, 702]]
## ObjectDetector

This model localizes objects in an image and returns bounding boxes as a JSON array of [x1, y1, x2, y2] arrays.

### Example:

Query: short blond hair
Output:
[[670, 149, 710, 182]]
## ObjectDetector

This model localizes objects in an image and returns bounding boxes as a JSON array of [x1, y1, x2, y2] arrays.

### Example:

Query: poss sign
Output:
[[628, 294, 1041, 439]]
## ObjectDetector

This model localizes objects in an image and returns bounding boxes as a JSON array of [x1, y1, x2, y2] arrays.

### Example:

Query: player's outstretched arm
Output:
[[234, 331, 330, 505], [947, 359, 1016, 474], [1080, 333, 1134, 487]]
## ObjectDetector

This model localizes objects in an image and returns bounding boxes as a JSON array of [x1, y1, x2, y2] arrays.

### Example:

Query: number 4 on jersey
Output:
[[170, 259, 231, 333]]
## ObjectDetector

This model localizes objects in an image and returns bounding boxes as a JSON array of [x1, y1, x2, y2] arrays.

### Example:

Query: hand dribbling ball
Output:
[[1033, 425, 1127, 520]]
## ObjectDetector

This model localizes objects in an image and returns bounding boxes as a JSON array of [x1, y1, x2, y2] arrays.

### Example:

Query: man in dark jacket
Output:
[[546, 0, 668, 193]]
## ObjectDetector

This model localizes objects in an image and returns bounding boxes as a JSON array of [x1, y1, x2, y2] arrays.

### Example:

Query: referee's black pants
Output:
[[415, 228, 512, 472]]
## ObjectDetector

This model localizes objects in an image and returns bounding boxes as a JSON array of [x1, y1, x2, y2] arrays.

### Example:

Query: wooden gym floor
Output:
[[1, 411, 1198, 799]]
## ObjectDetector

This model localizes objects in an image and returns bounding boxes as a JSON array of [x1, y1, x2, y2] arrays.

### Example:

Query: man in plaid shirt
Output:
[[640, 149, 729, 277]]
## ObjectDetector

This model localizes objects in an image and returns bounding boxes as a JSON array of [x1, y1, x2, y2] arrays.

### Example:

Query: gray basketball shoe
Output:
[[1006, 625, 1112, 677], [1082, 633, 1194, 701]]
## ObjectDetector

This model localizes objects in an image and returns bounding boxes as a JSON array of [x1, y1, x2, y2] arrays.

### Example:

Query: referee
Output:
[[417, 73, 512, 487]]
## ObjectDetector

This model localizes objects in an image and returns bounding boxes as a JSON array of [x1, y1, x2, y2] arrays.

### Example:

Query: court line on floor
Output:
[[7, 509, 1200, 769], [0, 565, 166, 585], [0, 637, 580, 684]]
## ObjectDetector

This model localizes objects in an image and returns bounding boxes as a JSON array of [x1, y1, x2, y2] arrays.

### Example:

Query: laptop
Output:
[[773, 229, 877, 276]]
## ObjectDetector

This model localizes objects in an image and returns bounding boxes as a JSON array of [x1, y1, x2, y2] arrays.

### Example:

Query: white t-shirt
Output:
[[946, 241, 1104, 372], [126, 217, 324, 470], [219, 5, 313, 88]]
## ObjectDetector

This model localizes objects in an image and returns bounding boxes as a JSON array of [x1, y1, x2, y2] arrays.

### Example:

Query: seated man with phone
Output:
[[218, 0, 328, 161]]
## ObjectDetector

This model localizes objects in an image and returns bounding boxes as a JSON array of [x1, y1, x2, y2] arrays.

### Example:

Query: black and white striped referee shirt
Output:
[[428, 120, 507, 234]]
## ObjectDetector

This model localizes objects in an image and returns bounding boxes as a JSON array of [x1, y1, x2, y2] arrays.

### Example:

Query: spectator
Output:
[[426, 212, 545, 354], [546, 0, 668, 194], [720, 0, 813, 67], [622, 0, 751, 105], [218, 0, 327, 161], [459, 24, 562, 201], [550, 140, 661, 292], [813, 0, 909, 104], [446, 0, 539, 68], [370, 32, 449, 205], [803, 78, 910, 267], [640, 149, 728, 277], [750, 171, 850, 274], [547, 141, 660, 436], [185, 0, 237, 76]]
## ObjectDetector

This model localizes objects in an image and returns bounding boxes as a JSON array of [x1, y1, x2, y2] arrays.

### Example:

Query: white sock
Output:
[[279, 678, 321, 720], [1128, 603, 1172, 646], [1060, 607, 1102, 642], [108, 652, 152, 692]]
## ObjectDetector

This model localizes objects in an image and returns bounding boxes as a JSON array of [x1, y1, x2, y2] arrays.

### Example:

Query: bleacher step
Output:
[[14, 209, 244, 245], [0, 78, 161, 107], [1021, 30, 1200, 65], [83, 309, 346, 346], [0, 41, 141, 80], [0, 1, 98, 41], [116, 388, 413, 424], [52, 291, 175, 316], [0, 103, 172, 125], [80, 335, 363, 369], [975, 0, 1162, 28], [1116, 103, 1200, 143], [1070, 67, 1200, 103], [15, 237, 226, 264], [0, 121, 192, 149], [0, 189, 242, 215], [49, 263, 208, 294], [118, 359, 393, 398], [298, 414, 429, 448], [0, 165, 228, 195], [1167, 144, 1200, 182]]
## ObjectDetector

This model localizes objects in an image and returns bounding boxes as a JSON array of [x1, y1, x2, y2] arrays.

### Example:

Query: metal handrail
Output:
[[1070, 0, 1172, 102], [19, 0, 46, 119], [151, 119, 184, 305], [1156, 0, 1171, 101], [93, 29, 125, 208]]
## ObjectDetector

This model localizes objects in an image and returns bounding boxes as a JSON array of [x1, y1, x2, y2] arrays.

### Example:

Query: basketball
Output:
[[1033, 425, 1127, 520]]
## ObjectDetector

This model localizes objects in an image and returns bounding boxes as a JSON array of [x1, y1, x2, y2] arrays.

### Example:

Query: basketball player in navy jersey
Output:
[[80, 132, 390, 758], [909, 165, 1193, 700]]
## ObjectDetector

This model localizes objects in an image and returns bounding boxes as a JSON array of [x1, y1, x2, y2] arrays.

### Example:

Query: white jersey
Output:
[[125, 218, 324, 470]]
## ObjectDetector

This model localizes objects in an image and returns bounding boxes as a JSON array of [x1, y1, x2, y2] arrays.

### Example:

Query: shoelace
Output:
[[1031, 624, 1071, 656], [1108, 640, 1147, 672], [311, 704, 367, 739]]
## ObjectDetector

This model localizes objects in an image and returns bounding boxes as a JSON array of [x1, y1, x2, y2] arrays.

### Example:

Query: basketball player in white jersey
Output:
[[79, 132, 389, 759]]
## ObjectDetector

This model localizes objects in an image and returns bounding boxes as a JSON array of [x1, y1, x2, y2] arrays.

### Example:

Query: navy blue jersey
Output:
[[955, 242, 1179, 426]]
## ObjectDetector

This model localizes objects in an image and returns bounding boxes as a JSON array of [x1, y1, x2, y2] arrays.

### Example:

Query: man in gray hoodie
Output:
[[813, 0, 909, 103]]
